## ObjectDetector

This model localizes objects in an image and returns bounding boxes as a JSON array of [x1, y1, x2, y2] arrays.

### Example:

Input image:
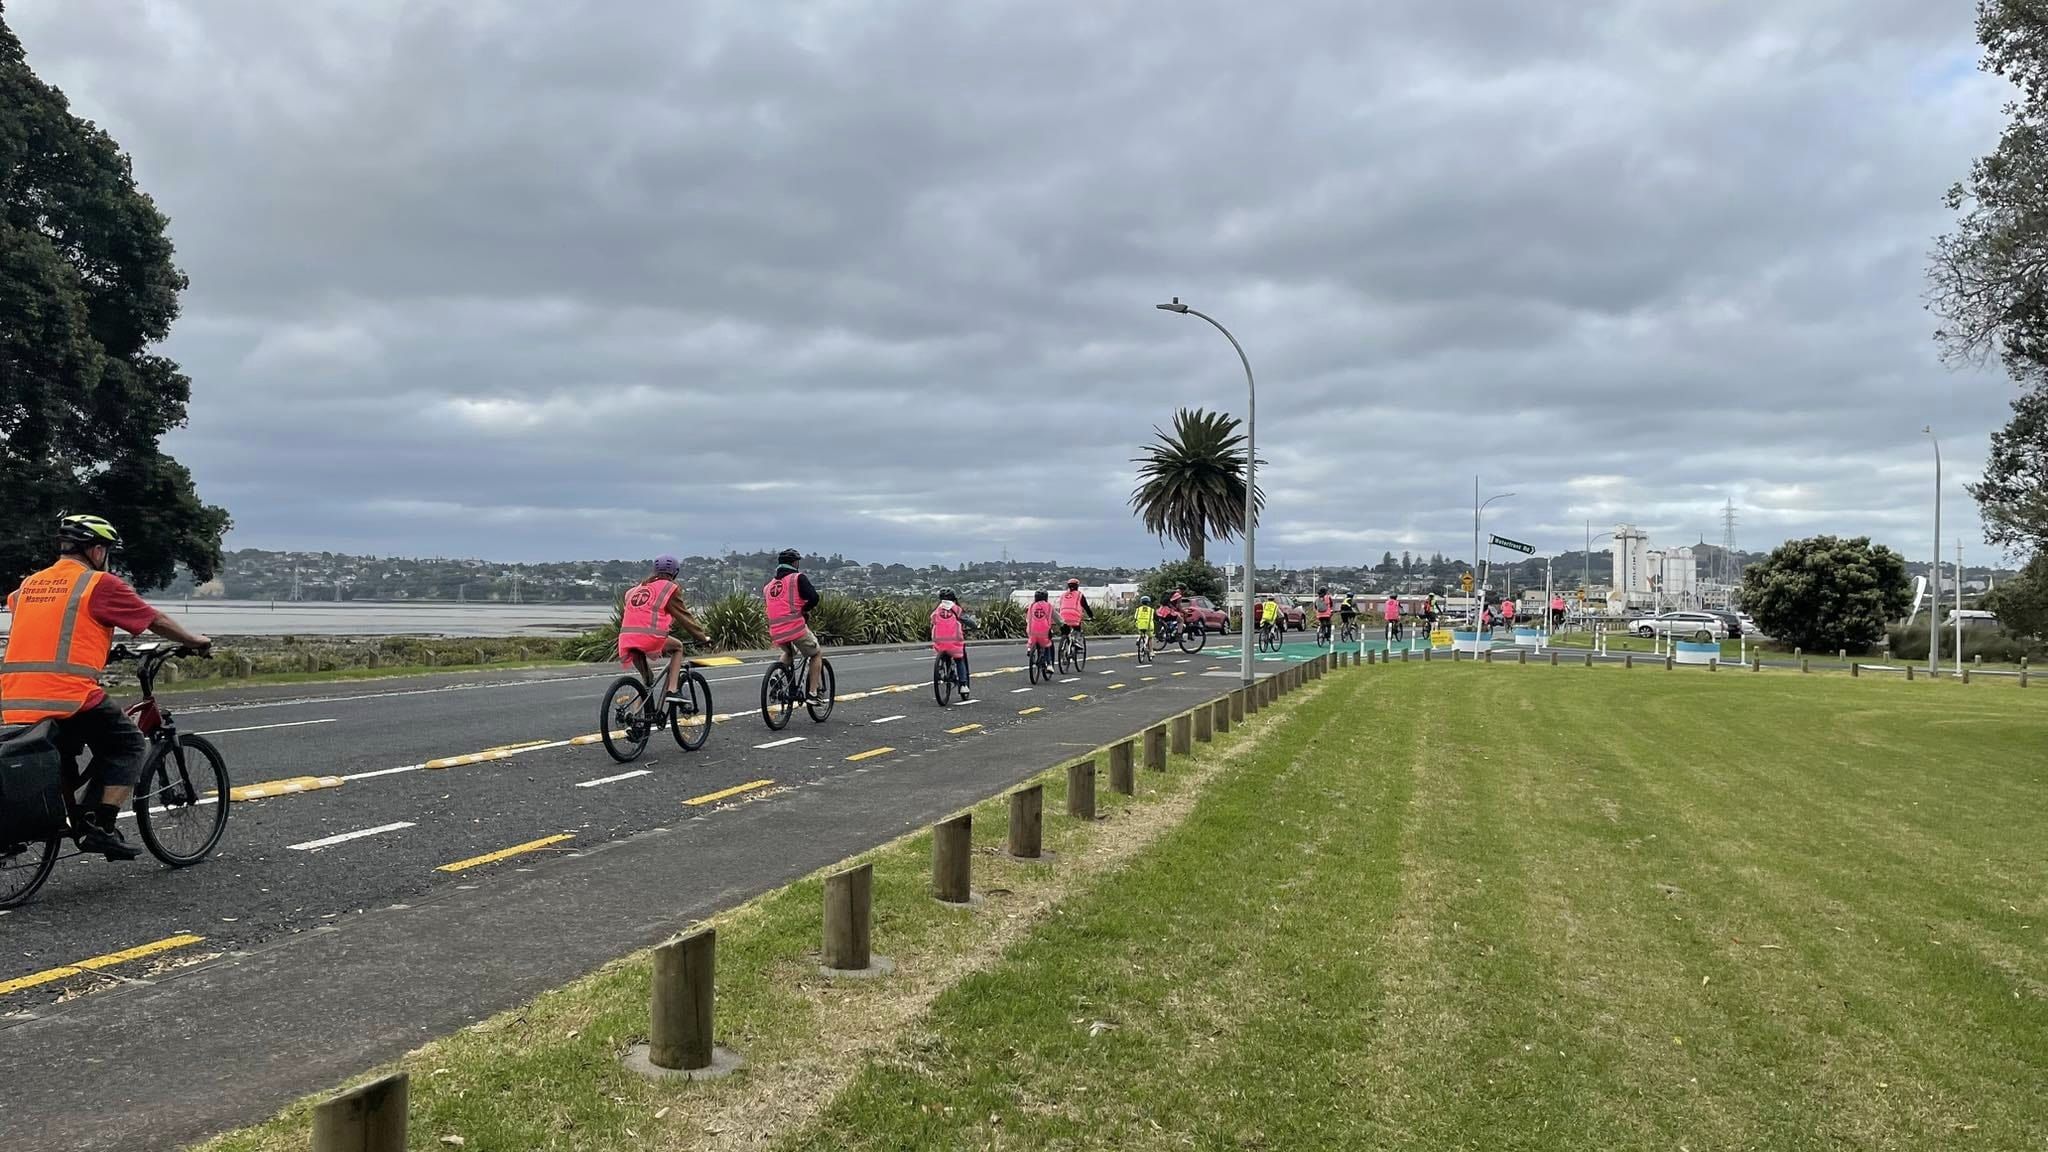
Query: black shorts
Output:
[[55, 695, 149, 791]]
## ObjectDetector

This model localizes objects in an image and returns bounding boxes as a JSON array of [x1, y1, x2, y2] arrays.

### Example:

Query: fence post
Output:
[[1583, 651, 1593, 668], [1802, 658, 1810, 674], [1625, 654, 1634, 670], [310, 1073, 408, 1152], [822, 863, 890, 976], [625, 926, 740, 1080], [1109, 740, 1136, 795], [1230, 688, 1245, 724], [1006, 788, 1043, 860], [932, 813, 974, 904], [1144, 723, 1168, 768], [1193, 705, 1213, 743], [1066, 759, 1095, 819], [1170, 713, 1192, 753]]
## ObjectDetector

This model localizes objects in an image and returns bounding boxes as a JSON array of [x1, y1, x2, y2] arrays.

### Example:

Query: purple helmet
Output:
[[653, 554, 680, 578]]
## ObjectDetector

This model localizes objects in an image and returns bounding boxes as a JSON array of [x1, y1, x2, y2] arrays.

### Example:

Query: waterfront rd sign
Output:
[[1489, 534, 1535, 555]]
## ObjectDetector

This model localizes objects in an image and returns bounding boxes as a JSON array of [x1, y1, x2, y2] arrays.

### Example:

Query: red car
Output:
[[1168, 595, 1230, 633], [1278, 599, 1308, 630]]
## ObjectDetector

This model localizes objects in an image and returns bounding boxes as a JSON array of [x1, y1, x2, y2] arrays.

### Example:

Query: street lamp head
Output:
[[1155, 298, 1190, 314]]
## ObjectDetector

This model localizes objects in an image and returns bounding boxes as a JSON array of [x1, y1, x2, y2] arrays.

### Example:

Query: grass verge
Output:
[[779, 664, 2047, 1150], [194, 680, 1314, 1151]]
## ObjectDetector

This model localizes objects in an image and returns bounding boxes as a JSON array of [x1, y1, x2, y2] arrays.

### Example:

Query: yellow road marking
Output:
[[1018, 706, 1043, 715], [436, 833, 574, 873], [1171, 671, 1188, 677], [229, 775, 343, 801], [945, 722, 982, 734], [845, 746, 895, 762], [1107, 683, 1126, 689], [0, 934, 205, 996], [693, 656, 743, 666], [1070, 693, 1089, 701], [482, 738, 553, 755], [1140, 676, 1157, 682], [683, 778, 776, 806]]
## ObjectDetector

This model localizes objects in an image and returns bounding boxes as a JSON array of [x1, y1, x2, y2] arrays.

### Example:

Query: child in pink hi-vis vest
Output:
[[1026, 590, 1056, 676], [931, 590, 975, 698]]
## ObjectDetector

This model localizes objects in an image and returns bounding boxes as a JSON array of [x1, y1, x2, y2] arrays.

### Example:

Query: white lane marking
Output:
[[1060, 678, 1080, 684], [952, 697, 981, 705], [339, 763, 425, 782], [1010, 687, 1033, 693], [194, 717, 339, 737], [870, 715, 905, 724], [1175, 659, 1191, 664], [576, 769, 652, 788], [755, 736, 807, 749], [288, 822, 415, 851]]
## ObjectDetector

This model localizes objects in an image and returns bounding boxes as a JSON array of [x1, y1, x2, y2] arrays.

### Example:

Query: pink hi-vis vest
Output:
[[622, 579, 676, 638], [1059, 589, 1084, 626], [931, 603, 965, 657], [1552, 595, 1566, 611], [1385, 599, 1400, 622], [763, 575, 807, 644], [1027, 601, 1055, 641]]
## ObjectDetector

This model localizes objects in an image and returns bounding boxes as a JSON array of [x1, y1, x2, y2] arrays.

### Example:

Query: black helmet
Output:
[[1034, 589, 1049, 602], [1139, 595, 1153, 605], [939, 588, 957, 602], [776, 548, 800, 567], [57, 514, 121, 549]]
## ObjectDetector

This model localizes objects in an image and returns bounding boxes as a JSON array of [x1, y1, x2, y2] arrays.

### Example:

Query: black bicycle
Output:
[[599, 647, 711, 763], [1056, 628, 1088, 675], [2, 643, 230, 909], [933, 649, 969, 706], [762, 651, 835, 730], [1159, 613, 1207, 654], [1338, 619, 1360, 644], [1027, 642, 1054, 684], [1258, 620, 1284, 653]]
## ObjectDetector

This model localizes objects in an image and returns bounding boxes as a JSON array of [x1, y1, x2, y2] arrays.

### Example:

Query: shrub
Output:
[[807, 594, 864, 647], [1086, 610, 1135, 637], [1139, 559, 1224, 606], [1886, 621, 2043, 663], [976, 598, 1024, 640], [855, 597, 919, 645], [702, 592, 769, 650]]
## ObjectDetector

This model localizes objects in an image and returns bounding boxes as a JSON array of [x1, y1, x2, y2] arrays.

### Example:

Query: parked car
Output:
[[1708, 611, 1743, 638], [1633, 611, 1728, 641], [1279, 598, 1308, 630]]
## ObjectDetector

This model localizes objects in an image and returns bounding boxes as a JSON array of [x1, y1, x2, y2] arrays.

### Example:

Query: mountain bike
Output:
[[933, 649, 969, 706], [1027, 642, 1054, 684], [1338, 620, 1360, 644], [1314, 618, 1332, 645], [1135, 630, 1154, 665], [1257, 620, 1283, 653], [599, 647, 712, 763], [762, 651, 835, 730], [2, 643, 230, 909], [1056, 628, 1088, 675], [1158, 614, 1207, 654]]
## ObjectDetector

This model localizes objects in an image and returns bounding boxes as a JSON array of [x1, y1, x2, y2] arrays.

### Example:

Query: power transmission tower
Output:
[[1720, 499, 1739, 583], [289, 561, 302, 602]]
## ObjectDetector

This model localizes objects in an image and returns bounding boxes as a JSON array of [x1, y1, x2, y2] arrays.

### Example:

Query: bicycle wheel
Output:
[[933, 655, 954, 706], [760, 664, 795, 731], [0, 837, 60, 909], [135, 733, 231, 867], [669, 669, 712, 752], [1179, 623, 1206, 654], [1028, 649, 1042, 684], [600, 676, 654, 762], [1074, 634, 1088, 671], [806, 658, 836, 723]]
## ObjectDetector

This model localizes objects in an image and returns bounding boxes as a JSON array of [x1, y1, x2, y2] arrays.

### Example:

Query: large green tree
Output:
[[1, 3, 227, 590], [1738, 536, 1912, 653], [1128, 407, 1264, 566]]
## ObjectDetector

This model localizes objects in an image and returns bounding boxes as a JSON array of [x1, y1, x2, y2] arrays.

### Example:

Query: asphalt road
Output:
[[0, 638, 1289, 1152]]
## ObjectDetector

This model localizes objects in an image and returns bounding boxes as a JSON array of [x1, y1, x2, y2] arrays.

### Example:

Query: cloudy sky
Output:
[[11, 0, 2018, 569]]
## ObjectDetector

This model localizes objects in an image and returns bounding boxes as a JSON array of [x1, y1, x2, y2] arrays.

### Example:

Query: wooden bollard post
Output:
[[1006, 787, 1043, 859], [2021, 666, 2029, 688], [1518, 648, 1528, 666], [1144, 723, 1168, 767], [1402, 648, 1411, 663], [1193, 705, 1213, 743], [1709, 658, 1718, 673], [366, 650, 382, 670], [1665, 654, 1675, 671], [1794, 647, 1802, 660], [624, 926, 739, 1080], [1906, 664, 1915, 682], [1851, 662, 1860, 678], [1962, 665, 1971, 685], [1583, 651, 1593, 667], [1067, 759, 1096, 819], [1230, 688, 1245, 724], [1109, 740, 1136, 795], [1838, 648, 1847, 661], [311, 1073, 408, 1152], [1549, 650, 1558, 667], [932, 813, 973, 904], [1625, 654, 1634, 670], [1170, 713, 1192, 754], [1751, 655, 1761, 673], [1214, 697, 1232, 733], [1802, 658, 1810, 674], [1425, 647, 1433, 663], [1244, 681, 1262, 714], [823, 863, 890, 976], [1484, 649, 1494, 664]]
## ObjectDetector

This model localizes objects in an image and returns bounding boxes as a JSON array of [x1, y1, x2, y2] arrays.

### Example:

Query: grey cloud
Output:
[[9, 0, 2016, 568]]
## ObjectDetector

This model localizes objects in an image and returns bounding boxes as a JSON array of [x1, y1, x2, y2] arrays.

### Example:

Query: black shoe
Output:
[[76, 823, 141, 861]]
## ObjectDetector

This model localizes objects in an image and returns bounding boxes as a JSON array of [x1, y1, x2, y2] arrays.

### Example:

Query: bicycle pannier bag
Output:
[[0, 721, 67, 845]]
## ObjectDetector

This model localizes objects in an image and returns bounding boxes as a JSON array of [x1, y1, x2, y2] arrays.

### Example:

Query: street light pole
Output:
[[1158, 298, 1257, 686], [1474, 488, 1513, 622], [1925, 427, 1941, 678]]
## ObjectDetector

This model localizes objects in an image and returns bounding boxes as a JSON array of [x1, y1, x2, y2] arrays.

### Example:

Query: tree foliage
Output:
[[1738, 536, 1912, 653], [1983, 552, 2048, 639], [0, 5, 228, 589], [1138, 558, 1224, 607], [1968, 387, 2048, 554], [1128, 408, 1264, 566]]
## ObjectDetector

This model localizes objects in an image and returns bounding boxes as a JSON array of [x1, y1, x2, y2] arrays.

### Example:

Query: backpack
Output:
[[0, 721, 68, 846]]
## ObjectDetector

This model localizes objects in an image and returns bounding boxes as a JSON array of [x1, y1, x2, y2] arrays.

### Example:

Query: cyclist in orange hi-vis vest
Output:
[[762, 548, 825, 701], [616, 555, 711, 704], [1, 515, 213, 860], [1025, 590, 1057, 676], [1057, 578, 1094, 646]]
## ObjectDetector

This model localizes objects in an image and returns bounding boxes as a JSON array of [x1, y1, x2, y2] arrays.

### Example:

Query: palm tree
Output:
[[1129, 407, 1265, 566]]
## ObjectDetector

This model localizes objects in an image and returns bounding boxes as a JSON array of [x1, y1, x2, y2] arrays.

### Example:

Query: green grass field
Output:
[[787, 667, 2048, 1150]]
